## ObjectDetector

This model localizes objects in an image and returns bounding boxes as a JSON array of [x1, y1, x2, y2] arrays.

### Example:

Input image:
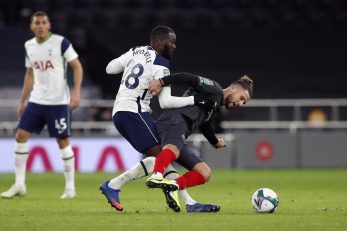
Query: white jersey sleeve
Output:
[[153, 66, 170, 80], [106, 50, 132, 74], [152, 60, 194, 109], [63, 43, 78, 62], [158, 86, 194, 109]]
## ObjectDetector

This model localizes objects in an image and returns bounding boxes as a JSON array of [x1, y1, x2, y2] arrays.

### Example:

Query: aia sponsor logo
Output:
[[34, 60, 54, 71], [26, 145, 125, 172]]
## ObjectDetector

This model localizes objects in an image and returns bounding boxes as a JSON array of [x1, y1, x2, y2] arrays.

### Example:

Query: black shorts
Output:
[[177, 144, 203, 170], [157, 114, 203, 170], [157, 114, 190, 151]]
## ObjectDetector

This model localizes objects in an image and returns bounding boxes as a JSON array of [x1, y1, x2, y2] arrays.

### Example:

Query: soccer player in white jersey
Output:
[[1, 11, 83, 199], [100, 26, 220, 212]]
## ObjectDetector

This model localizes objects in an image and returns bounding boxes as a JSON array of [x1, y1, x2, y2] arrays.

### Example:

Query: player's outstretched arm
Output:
[[149, 80, 216, 111], [105, 58, 124, 74], [157, 86, 195, 109], [69, 58, 83, 110], [105, 49, 131, 74], [18, 68, 34, 117]]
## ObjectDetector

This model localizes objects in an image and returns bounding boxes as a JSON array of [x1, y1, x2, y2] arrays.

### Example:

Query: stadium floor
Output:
[[0, 169, 346, 231]]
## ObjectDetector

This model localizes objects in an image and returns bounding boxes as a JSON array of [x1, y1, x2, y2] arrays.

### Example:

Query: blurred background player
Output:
[[146, 73, 253, 211], [0, 11, 83, 199], [99, 25, 219, 212]]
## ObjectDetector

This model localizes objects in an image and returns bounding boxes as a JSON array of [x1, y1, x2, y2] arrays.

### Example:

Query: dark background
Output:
[[1, 0, 346, 99]]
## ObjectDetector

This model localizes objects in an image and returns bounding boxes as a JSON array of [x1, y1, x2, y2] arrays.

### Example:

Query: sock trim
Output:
[[164, 170, 178, 178], [140, 160, 148, 176], [62, 155, 74, 161], [15, 152, 28, 155]]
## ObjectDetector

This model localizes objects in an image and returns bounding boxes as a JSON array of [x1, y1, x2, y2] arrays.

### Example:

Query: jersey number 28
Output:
[[125, 64, 144, 89]]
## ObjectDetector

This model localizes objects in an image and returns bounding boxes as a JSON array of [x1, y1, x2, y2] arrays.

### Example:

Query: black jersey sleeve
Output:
[[161, 72, 223, 96], [199, 122, 219, 146]]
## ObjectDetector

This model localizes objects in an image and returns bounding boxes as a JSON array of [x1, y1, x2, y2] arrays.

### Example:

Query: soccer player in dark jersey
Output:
[[146, 73, 254, 212], [99, 26, 220, 213]]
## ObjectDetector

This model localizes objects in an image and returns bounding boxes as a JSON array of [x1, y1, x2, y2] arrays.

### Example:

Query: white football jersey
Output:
[[25, 33, 78, 105], [109, 46, 171, 115]]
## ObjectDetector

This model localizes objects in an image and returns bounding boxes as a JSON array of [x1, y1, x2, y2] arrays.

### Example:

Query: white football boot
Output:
[[60, 188, 76, 199], [1, 185, 27, 198]]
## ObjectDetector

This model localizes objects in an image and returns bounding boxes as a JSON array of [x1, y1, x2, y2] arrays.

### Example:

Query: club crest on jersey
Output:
[[34, 60, 54, 71], [163, 69, 170, 76], [199, 77, 214, 86]]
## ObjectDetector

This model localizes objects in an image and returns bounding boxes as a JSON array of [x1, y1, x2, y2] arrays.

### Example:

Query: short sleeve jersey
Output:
[[112, 46, 170, 115], [24, 33, 78, 105]]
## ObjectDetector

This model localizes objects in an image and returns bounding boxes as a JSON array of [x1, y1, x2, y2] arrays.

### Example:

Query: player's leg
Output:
[[108, 156, 156, 190], [175, 162, 211, 189], [167, 145, 220, 212], [147, 114, 188, 187], [167, 163, 220, 212], [1, 103, 45, 199], [146, 143, 180, 190], [177, 162, 220, 212], [105, 140, 161, 190], [146, 115, 189, 212], [1, 129, 31, 198], [46, 104, 75, 199], [100, 111, 160, 210], [147, 116, 184, 181], [99, 155, 156, 211], [56, 137, 76, 199], [180, 163, 219, 212]]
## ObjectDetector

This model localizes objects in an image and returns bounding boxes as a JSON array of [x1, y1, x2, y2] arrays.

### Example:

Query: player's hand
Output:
[[70, 94, 80, 110], [214, 138, 226, 149], [148, 79, 163, 95], [194, 94, 216, 111]]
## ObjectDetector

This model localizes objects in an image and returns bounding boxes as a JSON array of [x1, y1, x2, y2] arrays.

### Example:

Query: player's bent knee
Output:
[[15, 129, 30, 143], [162, 144, 180, 157], [193, 162, 211, 182], [146, 144, 161, 156], [203, 168, 212, 182], [57, 137, 70, 149]]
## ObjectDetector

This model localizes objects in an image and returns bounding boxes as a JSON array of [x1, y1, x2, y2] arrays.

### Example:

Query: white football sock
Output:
[[164, 165, 197, 206], [61, 145, 75, 190], [108, 156, 155, 190], [14, 142, 29, 187]]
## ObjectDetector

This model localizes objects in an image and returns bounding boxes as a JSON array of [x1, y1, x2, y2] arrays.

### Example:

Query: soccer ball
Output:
[[251, 188, 279, 213]]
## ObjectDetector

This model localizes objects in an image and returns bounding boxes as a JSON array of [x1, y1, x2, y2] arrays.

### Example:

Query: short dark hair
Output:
[[150, 25, 175, 41], [233, 75, 254, 98], [31, 11, 49, 22]]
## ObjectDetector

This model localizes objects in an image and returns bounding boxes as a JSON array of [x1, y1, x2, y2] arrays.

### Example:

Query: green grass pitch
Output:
[[1, 169, 347, 231]]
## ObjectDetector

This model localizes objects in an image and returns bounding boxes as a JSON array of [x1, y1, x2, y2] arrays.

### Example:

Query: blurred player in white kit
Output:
[[1, 11, 83, 199]]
